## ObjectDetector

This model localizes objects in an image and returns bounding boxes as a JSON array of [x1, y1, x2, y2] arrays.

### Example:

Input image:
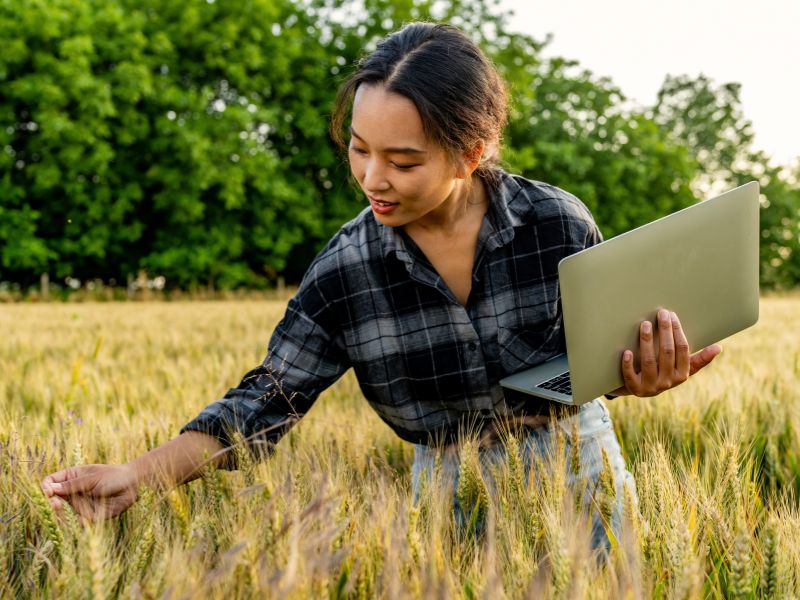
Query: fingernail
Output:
[[642, 321, 651, 333], [51, 483, 63, 493], [671, 311, 678, 322], [659, 309, 668, 321], [624, 350, 632, 361]]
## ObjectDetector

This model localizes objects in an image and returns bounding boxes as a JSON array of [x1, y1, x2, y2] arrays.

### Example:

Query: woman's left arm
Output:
[[607, 308, 722, 398]]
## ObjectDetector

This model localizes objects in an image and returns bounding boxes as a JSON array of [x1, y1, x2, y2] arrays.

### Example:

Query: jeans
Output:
[[410, 398, 638, 555]]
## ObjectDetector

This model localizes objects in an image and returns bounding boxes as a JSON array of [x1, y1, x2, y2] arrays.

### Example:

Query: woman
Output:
[[41, 23, 720, 554]]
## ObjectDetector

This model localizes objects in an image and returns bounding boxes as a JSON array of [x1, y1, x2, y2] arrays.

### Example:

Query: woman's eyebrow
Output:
[[349, 126, 427, 154]]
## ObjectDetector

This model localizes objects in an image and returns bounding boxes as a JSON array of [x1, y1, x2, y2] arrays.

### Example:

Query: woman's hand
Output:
[[608, 309, 722, 398], [41, 463, 140, 524], [41, 432, 231, 524]]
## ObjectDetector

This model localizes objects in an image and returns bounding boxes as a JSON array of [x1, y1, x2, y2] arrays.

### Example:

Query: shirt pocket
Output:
[[497, 317, 563, 374], [497, 279, 563, 374]]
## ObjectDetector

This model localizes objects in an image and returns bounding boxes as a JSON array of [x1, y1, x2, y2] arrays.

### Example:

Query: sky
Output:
[[499, 0, 800, 168]]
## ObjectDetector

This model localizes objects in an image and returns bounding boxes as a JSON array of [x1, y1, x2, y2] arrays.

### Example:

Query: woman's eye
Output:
[[392, 163, 417, 170], [349, 145, 367, 155]]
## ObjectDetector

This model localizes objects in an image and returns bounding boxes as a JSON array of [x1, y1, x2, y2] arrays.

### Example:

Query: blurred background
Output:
[[1, 0, 798, 299]]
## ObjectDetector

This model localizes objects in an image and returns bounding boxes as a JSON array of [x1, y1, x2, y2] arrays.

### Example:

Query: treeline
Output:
[[1, 0, 798, 292]]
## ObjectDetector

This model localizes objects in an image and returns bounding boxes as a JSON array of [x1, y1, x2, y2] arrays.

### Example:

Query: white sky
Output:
[[499, 0, 800, 168]]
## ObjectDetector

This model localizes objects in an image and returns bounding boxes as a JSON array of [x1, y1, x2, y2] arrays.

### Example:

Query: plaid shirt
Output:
[[180, 170, 603, 464]]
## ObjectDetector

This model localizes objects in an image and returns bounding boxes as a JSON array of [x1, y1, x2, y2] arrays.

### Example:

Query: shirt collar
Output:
[[483, 170, 520, 250], [379, 216, 410, 262]]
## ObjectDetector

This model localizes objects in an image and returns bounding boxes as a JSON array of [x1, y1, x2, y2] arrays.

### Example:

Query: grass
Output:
[[2, 294, 800, 598]]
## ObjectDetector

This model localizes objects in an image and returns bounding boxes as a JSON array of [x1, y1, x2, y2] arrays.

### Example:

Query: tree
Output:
[[0, 0, 347, 289], [2, 0, 796, 290], [500, 53, 698, 239], [652, 74, 755, 196], [652, 74, 800, 288]]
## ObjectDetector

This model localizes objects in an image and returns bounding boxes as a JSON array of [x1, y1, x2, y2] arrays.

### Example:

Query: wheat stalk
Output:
[[29, 481, 64, 562], [598, 447, 617, 528], [728, 517, 753, 598], [455, 439, 488, 540], [168, 488, 191, 543], [762, 515, 781, 598], [86, 524, 105, 600], [569, 420, 581, 477]]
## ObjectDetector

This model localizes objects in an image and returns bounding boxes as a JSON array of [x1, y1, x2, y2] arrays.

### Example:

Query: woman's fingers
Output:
[[42, 463, 138, 524], [58, 474, 98, 496], [47, 475, 94, 498], [620, 349, 640, 395], [639, 319, 658, 389], [672, 312, 691, 380], [42, 466, 82, 496], [620, 309, 721, 398], [48, 491, 98, 524], [656, 309, 675, 387], [689, 344, 722, 375], [42, 466, 97, 498]]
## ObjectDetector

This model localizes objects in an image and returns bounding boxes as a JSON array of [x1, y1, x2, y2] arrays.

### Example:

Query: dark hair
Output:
[[330, 22, 508, 185]]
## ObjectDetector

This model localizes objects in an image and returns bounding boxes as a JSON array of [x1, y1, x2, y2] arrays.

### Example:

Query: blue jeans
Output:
[[411, 398, 638, 555]]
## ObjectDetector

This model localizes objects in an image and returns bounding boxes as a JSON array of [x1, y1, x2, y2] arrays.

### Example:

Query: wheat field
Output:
[[2, 295, 800, 599]]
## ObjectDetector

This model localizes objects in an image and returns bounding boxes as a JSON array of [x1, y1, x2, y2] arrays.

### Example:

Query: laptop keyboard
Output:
[[536, 371, 572, 396]]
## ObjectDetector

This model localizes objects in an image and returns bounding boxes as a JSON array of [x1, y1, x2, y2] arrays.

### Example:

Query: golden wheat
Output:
[[2, 294, 800, 598]]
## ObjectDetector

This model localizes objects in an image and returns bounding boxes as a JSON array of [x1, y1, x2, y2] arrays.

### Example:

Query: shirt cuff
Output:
[[179, 416, 239, 470], [180, 416, 234, 447]]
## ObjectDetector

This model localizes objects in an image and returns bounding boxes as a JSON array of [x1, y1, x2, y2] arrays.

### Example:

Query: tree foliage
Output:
[[1, 0, 797, 291], [2, 0, 342, 289], [652, 74, 800, 288]]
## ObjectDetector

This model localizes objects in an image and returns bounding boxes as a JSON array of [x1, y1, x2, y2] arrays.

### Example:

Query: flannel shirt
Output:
[[180, 170, 603, 465]]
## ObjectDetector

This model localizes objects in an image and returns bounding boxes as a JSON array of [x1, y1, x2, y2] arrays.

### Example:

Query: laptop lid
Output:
[[558, 181, 760, 404]]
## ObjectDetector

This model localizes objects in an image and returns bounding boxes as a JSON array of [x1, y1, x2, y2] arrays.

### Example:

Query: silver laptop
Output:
[[500, 181, 760, 405]]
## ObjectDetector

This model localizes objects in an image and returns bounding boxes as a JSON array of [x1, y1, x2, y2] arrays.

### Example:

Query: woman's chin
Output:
[[372, 209, 407, 227]]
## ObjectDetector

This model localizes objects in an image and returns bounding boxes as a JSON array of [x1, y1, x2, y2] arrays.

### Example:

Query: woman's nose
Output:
[[363, 160, 389, 192]]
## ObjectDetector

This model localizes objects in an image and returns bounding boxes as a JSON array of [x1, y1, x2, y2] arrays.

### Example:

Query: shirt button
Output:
[[468, 342, 478, 351]]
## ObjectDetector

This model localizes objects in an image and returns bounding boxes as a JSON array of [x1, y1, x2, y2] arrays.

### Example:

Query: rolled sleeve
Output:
[[180, 284, 350, 469]]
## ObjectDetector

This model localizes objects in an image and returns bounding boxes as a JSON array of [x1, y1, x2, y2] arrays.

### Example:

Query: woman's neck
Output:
[[406, 175, 487, 237]]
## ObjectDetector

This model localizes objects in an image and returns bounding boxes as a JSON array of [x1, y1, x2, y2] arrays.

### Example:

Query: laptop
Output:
[[500, 181, 760, 405]]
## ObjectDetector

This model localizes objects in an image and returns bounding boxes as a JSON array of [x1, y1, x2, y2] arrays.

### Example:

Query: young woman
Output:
[[42, 23, 721, 553]]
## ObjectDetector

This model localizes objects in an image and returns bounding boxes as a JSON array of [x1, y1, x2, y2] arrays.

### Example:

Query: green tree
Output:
[[753, 158, 800, 288], [652, 74, 755, 195], [652, 74, 800, 288], [2, 0, 796, 291], [0, 0, 348, 289], [499, 53, 697, 239]]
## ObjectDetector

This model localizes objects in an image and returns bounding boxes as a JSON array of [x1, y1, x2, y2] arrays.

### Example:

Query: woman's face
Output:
[[348, 83, 467, 228]]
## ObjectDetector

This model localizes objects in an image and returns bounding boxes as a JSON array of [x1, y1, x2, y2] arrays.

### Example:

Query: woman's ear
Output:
[[455, 140, 486, 179]]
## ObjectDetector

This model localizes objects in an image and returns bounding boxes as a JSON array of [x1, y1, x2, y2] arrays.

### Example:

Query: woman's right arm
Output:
[[42, 431, 229, 522], [43, 267, 350, 522]]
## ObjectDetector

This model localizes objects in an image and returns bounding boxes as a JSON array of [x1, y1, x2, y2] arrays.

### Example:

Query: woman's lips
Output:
[[368, 196, 399, 215]]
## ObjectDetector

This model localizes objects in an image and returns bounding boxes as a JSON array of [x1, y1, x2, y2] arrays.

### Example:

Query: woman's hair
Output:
[[330, 22, 509, 185]]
